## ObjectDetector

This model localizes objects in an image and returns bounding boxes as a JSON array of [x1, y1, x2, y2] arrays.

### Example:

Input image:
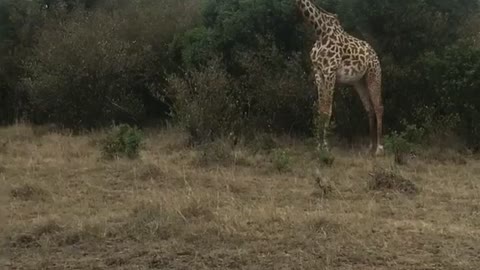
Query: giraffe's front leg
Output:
[[314, 71, 336, 152]]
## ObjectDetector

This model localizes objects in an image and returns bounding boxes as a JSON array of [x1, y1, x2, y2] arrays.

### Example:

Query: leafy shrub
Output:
[[316, 148, 335, 167], [101, 124, 144, 159], [21, 0, 202, 130], [23, 10, 149, 129], [167, 59, 244, 144], [169, 37, 315, 144], [401, 122, 426, 144], [383, 120, 425, 164], [0, 0, 46, 125], [198, 0, 305, 57], [178, 26, 218, 68], [384, 131, 413, 165], [419, 43, 480, 150], [234, 41, 315, 134]]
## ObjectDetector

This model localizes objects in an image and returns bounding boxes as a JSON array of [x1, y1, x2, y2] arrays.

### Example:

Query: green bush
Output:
[[167, 59, 244, 144], [385, 121, 427, 164], [101, 124, 144, 159], [0, 0, 46, 124], [419, 43, 480, 149], [234, 41, 314, 134], [21, 0, 201, 130], [23, 10, 147, 129], [168, 39, 314, 144], [198, 0, 304, 55], [316, 148, 335, 167], [384, 131, 413, 165]]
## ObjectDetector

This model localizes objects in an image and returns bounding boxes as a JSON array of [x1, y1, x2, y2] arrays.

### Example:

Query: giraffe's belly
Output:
[[336, 65, 366, 85]]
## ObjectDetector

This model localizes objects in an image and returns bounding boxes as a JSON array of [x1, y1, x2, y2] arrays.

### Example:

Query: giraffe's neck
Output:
[[295, 0, 333, 36]]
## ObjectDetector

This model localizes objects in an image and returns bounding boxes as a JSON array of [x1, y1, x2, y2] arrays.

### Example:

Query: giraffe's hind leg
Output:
[[353, 81, 376, 154], [366, 62, 384, 155]]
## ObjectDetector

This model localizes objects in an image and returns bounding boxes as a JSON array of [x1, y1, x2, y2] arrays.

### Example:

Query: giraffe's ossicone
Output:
[[295, 0, 384, 155]]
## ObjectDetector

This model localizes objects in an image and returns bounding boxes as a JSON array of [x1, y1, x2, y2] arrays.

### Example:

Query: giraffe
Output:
[[294, 0, 384, 155]]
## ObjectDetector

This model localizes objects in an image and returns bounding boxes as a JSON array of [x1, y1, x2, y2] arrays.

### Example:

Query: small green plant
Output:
[[385, 121, 425, 165], [101, 124, 144, 159], [272, 149, 291, 172], [401, 120, 426, 143], [384, 131, 413, 165]]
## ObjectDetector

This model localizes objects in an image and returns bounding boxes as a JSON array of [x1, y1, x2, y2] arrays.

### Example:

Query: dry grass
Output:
[[1, 124, 480, 269]]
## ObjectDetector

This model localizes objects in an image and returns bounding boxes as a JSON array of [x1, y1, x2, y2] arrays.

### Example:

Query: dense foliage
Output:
[[1, 0, 479, 149]]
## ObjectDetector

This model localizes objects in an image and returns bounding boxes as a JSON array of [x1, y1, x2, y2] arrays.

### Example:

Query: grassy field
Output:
[[1, 124, 480, 269]]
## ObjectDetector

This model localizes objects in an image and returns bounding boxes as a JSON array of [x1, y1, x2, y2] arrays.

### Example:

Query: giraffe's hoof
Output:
[[375, 145, 385, 156]]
